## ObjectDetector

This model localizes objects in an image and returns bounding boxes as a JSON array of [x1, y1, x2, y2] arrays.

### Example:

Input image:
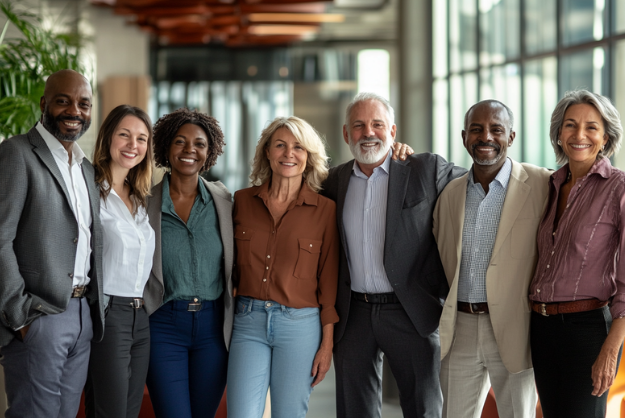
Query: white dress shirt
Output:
[[343, 151, 394, 294], [100, 184, 155, 297], [36, 122, 92, 287]]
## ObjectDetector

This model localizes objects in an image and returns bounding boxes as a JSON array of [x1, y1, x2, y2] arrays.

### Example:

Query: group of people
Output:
[[0, 67, 623, 418]]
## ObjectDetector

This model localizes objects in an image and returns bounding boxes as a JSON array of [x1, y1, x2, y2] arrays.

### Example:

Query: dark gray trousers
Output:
[[85, 296, 151, 418], [0, 297, 93, 418], [334, 298, 443, 418]]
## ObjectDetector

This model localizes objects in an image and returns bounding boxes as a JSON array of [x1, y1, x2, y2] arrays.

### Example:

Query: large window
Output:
[[433, 0, 625, 170]]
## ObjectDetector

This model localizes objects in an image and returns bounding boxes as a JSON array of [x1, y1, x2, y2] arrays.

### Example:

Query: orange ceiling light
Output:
[[247, 13, 344, 23]]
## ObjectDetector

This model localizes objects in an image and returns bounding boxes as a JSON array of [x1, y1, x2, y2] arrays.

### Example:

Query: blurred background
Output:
[[3, 0, 625, 417]]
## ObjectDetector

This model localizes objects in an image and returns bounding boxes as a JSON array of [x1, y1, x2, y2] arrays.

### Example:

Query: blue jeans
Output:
[[226, 296, 321, 418], [146, 299, 228, 418]]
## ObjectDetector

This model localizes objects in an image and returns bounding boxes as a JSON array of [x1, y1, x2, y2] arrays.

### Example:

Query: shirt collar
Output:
[[351, 149, 392, 179], [255, 179, 319, 207], [161, 174, 210, 214], [551, 157, 613, 187], [468, 157, 512, 190], [36, 121, 86, 166]]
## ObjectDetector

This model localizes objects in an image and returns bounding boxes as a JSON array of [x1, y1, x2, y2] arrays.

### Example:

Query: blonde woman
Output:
[[227, 116, 339, 418]]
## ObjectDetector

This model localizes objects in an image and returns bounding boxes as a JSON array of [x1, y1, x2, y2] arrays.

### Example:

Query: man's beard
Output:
[[349, 136, 391, 165], [471, 141, 503, 166], [42, 107, 91, 143]]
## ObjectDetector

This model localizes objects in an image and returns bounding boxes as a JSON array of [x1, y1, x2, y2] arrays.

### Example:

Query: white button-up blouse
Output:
[[100, 185, 155, 297]]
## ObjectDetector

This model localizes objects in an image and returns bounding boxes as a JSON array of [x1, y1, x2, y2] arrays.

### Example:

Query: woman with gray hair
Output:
[[529, 89, 625, 417], [226, 116, 339, 418]]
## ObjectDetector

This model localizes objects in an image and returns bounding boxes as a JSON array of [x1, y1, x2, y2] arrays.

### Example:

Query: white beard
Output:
[[349, 136, 392, 165]]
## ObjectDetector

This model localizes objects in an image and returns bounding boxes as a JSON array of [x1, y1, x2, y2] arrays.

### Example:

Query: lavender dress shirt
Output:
[[529, 157, 625, 319]]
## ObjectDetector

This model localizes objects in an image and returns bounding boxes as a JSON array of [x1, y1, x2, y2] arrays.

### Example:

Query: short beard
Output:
[[349, 136, 391, 165], [42, 106, 91, 143], [471, 141, 503, 166]]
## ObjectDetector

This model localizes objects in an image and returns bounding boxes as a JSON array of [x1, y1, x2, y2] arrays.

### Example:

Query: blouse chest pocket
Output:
[[234, 227, 255, 266], [293, 238, 323, 280]]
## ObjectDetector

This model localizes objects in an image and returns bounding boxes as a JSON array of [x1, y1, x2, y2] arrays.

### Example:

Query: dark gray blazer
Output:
[[0, 127, 104, 347], [322, 153, 466, 343], [144, 178, 235, 350]]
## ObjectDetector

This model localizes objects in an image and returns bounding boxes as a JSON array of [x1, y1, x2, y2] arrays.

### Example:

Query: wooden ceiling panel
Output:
[[91, 0, 336, 46]]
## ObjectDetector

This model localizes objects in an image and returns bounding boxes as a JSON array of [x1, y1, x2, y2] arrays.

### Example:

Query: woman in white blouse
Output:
[[84, 105, 156, 418]]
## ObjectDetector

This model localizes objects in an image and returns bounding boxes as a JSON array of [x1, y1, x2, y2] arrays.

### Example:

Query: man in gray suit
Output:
[[0, 69, 104, 418], [322, 92, 465, 418]]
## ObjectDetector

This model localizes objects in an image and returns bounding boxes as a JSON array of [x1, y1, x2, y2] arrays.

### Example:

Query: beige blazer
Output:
[[433, 160, 551, 373]]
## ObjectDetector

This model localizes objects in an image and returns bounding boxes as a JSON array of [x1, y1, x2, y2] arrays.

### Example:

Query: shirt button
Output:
[[266, 266, 269, 270], [68, 273, 74, 278], [263, 278, 267, 282], [267, 255, 271, 259], [242, 231, 245, 234], [73, 238, 78, 243], [547, 265, 550, 268], [537, 289, 541, 293], [551, 251, 554, 255], [552, 232, 556, 236], [309, 244, 313, 248]]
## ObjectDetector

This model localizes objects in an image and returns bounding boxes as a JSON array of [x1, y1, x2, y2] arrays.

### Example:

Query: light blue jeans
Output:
[[226, 296, 321, 418]]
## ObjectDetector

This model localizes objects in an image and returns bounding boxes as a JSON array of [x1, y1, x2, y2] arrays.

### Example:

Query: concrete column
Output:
[[398, 0, 433, 153]]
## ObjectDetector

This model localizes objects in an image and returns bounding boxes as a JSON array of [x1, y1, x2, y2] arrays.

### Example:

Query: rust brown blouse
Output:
[[233, 181, 340, 326]]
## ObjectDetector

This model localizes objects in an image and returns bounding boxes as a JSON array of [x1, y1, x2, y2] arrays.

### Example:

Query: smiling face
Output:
[[109, 115, 149, 174], [343, 99, 396, 169], [168, 123, 209, 178], [265, 127, 308, 181], [462, 102, 514, 169], [559, 103, 608, 167], [40, 70, 92, 143]]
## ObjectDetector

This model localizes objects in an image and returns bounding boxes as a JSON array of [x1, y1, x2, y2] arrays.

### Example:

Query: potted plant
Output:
[[0, 0, 88, 140]]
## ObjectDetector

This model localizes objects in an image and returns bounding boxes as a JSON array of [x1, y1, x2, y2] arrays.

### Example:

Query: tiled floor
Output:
[[306, 364, 403, 418]]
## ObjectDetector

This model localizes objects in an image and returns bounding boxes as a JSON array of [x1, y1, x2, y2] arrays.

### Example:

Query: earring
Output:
[[557, 140, 562, 146], [602, 144, 606, 150]]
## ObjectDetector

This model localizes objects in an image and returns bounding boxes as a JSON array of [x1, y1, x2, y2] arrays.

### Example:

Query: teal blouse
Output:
[[160, 175, 224, 303]]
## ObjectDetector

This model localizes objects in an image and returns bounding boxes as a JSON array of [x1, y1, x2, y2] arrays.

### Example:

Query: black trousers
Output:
[[333, 298, 442, 418], [85, 296, 151, 418], [530, 306, 621, 418]]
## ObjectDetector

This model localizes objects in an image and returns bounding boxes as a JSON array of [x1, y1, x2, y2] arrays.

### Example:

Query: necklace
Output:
[[566, 170, 572, 183]]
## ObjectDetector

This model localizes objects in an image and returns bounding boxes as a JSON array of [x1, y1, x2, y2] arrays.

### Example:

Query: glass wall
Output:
[[433, 0, 625, 170]]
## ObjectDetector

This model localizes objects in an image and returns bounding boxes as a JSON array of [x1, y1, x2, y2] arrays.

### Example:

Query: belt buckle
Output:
[[469, 303, 485, 314], [71, 286, 86, 298], [364, 294, 369, 303], [187, 302, 201, 312], [130, 298, 143, 309], [539, 303, 549, 317]]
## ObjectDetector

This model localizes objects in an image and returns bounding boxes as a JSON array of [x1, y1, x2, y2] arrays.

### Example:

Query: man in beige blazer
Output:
[[433, 100, 551, 418]]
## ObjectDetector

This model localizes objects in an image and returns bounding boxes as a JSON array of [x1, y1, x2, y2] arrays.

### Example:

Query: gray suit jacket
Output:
[[144, 177, 235, 350], [0, 127, 104, 347], [322, 153, 466, 343]]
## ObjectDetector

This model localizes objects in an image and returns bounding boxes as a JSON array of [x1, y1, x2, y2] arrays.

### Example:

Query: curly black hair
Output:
[[153, 108, 226, 173]]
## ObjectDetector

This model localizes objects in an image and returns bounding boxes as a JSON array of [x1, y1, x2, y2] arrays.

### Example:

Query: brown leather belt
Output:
[[531, 299, 608, 316], [71, 286, 86, 298], [458, 302, 489, 314]]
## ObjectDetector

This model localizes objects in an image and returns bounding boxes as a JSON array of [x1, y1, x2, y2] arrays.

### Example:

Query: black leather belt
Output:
[[352, 291, 399, 304]]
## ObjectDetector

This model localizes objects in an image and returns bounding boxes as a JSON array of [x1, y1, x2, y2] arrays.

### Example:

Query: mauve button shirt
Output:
[[233, 181, 340, 326], [529, 157, 625, 319]]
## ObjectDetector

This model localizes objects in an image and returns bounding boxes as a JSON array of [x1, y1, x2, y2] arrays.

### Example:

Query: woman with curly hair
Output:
[[226, 116, 339, 418], [85, 104, 155, 418], [143, 108, 233, 418]]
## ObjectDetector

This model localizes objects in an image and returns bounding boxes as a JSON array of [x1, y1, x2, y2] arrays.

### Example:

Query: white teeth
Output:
[[281, 162, 296, 166], [570, 144, 591, 149], [63, 121, 79, 127], [121, 152, 136, 158], [180, 158, 195, 163]]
